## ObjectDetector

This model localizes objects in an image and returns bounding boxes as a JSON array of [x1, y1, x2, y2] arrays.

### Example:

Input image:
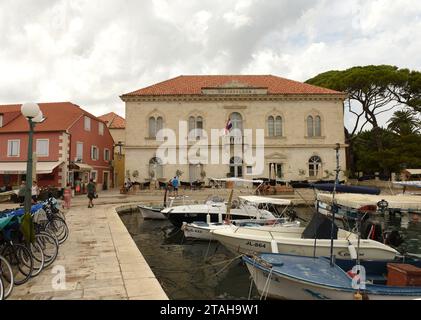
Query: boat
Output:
[[242, 253, 421, 300], [162, 197, 276, 228], [317, 193, 421, 215], [138, 204, 167, 220], [311, 183, 381, 195], [211, 213, 398, 260], [182, 218, 300, 241], [181, 196, 300, 241]]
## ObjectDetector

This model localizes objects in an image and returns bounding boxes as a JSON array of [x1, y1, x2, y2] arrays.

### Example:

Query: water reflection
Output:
[[119, 207, 420, 300]]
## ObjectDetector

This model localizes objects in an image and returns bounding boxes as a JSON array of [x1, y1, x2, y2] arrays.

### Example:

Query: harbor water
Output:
[[119, 208, 421, 300]]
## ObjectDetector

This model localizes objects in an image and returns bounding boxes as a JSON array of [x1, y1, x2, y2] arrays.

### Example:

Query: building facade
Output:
[[0, 102, 114, 191], [121, 75, 347, 184], [99, 112, 126, 187]]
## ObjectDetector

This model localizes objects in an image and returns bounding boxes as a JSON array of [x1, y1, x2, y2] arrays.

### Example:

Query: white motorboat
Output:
[[182, 218, 301, 241], [162, 195, 278, 228], [138, 205, 167, 220], [181, 196, 300, 241], [211, 214, 398, 260]]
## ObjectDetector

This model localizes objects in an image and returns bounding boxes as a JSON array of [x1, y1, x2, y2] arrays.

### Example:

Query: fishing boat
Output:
[[242, 253, 421, 300], [138, 204, 167, 220], [211, 215, 398, 260], [181, 196, 300, 240]]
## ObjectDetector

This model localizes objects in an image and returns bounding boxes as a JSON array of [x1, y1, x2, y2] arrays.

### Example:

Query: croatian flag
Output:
[[225, 119, 233, 134]]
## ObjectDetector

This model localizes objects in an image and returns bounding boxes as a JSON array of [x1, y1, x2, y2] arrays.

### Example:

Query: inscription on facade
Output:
[[201, 87, 268, 95]]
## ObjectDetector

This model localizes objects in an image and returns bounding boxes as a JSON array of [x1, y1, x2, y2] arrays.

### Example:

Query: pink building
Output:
[[0, 102, 114, 191]]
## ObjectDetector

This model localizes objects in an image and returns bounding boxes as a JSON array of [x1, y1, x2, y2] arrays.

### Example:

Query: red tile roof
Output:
[[98, 112, 126, 129], [123, 75, 342, 96], [0, 102, 106, 133]]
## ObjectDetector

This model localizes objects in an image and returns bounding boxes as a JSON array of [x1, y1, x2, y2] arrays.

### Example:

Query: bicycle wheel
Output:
[[46, 218, 69, 245], [0, 275, 3, 300], [2, 244, 34, 285], [0, 254, 14, 299], [29, 242, 45, 277], [35, 232, 58, 268]]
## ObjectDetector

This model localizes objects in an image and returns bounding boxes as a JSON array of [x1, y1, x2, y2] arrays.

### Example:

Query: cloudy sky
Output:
[[1, 0, 420, 128]]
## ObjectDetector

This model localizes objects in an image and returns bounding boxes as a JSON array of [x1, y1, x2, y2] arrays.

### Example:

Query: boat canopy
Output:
[[238, 196, 292, 206], [393, 181, 421, 188], [317, 193, 421, 211], [210, 177, 264, 183]]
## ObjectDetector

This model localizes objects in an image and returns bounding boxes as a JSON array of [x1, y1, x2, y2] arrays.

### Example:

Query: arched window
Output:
[[307, 116, 314, 137], [149, 157, 163, 179], [268, 116, 274, 137], [275, 116, 282, 137], [229, 156, 243, 178], [149, 117, 156, 138], [309, 156, 322, 177], [188, 116, 195, 133], [315, 116, 321, 137], [230, 112, 243, 133], [188, 116, 204, 139]]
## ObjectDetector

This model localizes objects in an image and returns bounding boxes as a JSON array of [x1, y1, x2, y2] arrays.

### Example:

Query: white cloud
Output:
[[0, 0, 420, 123]]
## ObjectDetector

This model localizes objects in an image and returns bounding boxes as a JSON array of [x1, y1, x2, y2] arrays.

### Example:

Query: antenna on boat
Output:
[[225, 189, 234, 223], [330, 143, 341, 267]]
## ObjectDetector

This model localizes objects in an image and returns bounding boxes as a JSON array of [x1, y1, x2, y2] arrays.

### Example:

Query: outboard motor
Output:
[[361, 220, 384, 243], [384, 230, 404, 248], [285, 208, 298, 221]]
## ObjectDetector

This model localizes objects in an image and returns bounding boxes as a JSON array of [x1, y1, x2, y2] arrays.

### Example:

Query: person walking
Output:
[[87, 178, 96, 208], [17, 181, 26, 204], [172, 176, 179, 197], [31, 180, 40, 203]]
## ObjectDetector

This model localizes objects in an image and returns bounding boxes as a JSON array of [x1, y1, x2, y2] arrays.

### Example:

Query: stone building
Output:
[[120, 75, 347, 184]]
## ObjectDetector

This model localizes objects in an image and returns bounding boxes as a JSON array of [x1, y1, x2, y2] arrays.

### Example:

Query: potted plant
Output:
[[176, 170, 183, 178]]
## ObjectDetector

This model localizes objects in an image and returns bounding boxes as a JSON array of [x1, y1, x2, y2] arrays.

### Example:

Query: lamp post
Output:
[[115, 141, 123, 159], [21, 102, 43, 215]]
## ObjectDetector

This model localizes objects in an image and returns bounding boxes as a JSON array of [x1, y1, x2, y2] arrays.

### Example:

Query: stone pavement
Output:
[[7, 202, 168, 300]]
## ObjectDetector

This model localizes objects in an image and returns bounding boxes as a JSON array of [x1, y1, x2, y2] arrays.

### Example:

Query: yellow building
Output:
[[121, 75, 347, 183], [99, 112, 126, 188]]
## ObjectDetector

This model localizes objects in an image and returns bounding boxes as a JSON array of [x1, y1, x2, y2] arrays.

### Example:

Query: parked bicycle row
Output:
[[0, 196, 69, 300]]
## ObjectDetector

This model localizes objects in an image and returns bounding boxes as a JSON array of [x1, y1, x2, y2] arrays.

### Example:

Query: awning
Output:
[[239, 196, 292, 206], [0, 161, 63, 174], [404, 169, 421, 175], [317, 193, 421, 211], [393, 181, 421, 188], [72, 163, 93, 172]]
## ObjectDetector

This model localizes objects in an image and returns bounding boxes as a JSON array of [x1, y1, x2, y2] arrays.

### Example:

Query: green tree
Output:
[[387, 109, 421, 136]]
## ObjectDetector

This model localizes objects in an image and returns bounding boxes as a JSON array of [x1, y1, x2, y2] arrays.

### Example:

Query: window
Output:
[[269, 163, 283, 179], [7, 140, 20, 157], [84, 116, 91, 131], [315, 116, 321, 137], [307, 116, 314, 137], [36, 139, 49, 157], [268, 116, 274, 136], [149, 116, 163, 138], [0, 115, 3, 127], [91, 170, 97, 182], [229, 156, 243, 178], [99, 122, 104, 136], [307, 115, 322, 137], [230, 112, 243, 132], [188, 116, 204, 139], [275, 116, 282, 136], [247, 166, 253, 174], [268, 116, 282, 137], [91, 146, 99, 160], [104, 148, 110, 161], [76, 142, 83, 161], [309, 156, 322, 177]]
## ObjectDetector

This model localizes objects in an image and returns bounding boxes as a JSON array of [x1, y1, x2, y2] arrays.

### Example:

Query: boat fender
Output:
[[218, 212, 223, 224], [347, 244, 358, 260], [270, 240, 279, 253], [206, 213, 211, 225], [181, 222, 187, 231]]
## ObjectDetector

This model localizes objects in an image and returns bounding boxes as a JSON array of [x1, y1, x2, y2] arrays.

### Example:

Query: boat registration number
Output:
[[245, 241, 266, 249]]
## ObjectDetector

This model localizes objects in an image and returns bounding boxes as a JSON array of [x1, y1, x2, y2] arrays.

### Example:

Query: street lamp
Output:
[[21, 102, 42, 215], [115, 141, 123, 159]]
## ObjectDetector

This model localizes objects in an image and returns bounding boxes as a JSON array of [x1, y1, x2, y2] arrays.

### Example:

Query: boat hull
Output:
[[138, 205, 166, 220], [244, 257, 421, 300], [212, 228, 398, 260]]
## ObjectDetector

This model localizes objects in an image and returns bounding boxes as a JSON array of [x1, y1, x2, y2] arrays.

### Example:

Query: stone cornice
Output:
[[125, 143, 349, 150], [120, 93, 346, 103]]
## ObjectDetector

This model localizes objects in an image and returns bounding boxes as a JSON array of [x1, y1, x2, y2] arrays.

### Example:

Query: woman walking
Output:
[[87, 178, 96, 208]]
